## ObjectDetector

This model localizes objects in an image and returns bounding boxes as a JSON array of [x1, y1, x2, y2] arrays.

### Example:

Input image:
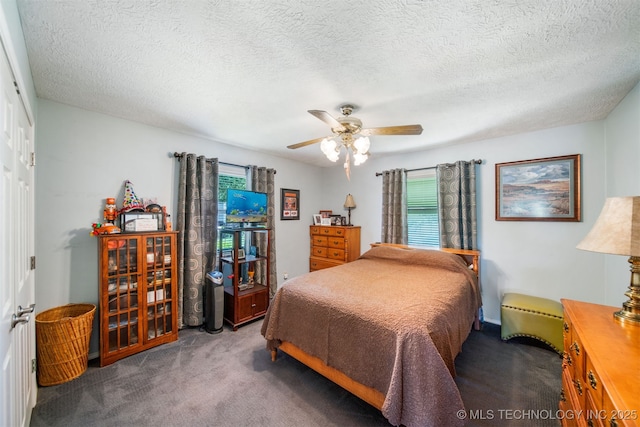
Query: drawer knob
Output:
[[588, 370, 597, 389], [610, 418, 618, 427]]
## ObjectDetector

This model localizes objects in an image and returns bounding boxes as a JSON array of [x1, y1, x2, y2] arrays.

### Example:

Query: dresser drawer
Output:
[[569, 330, 585, 382], [309, 257, 341, 271], [563, 318, 574, 376], [585, 390, 605, 427], [585, 357, 603, 410], [327, 237, 345, 248], [311, 246, 327, 258], [312, 235, 328, 247], [333, 227, 346, 237], [561, 368, 583, 427], [327, 248, 345, 261]]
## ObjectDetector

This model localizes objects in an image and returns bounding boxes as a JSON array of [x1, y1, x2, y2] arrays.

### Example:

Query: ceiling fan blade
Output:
[[287, 136, 328, 150], [360, 124, 423, 136], [308, 110, 346, 132]]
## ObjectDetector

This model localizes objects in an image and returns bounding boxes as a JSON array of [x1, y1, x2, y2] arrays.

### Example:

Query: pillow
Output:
[[359, 245, 471, 274]]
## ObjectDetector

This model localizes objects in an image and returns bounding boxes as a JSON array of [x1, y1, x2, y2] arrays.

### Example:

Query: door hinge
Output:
[[13, 81, 20, 95], [30, 152, 35, 167], [30, 256, 35, 270], [31, 358, 36, 373]]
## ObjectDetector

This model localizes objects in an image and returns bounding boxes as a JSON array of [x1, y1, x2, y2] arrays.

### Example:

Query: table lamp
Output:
[[344, 194, 356, 226], [576, 196, 640, 325]]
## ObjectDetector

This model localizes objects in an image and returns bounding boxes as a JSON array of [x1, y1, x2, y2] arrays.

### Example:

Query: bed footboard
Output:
[[271, 341, 386, 410]]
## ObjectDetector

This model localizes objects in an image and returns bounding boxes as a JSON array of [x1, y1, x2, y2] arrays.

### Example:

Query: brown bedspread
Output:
[[261, 246, 481, 427]]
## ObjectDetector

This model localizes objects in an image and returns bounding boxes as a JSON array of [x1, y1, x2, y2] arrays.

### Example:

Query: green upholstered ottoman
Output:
[[500, 293, 563, 355]]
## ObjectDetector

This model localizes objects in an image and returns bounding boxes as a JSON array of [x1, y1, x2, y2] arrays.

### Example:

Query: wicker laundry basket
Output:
[[35, 303, 96, 386]]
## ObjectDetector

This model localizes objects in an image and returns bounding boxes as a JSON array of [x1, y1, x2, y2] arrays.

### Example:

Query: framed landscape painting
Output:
[[495, 154, 581, 221]]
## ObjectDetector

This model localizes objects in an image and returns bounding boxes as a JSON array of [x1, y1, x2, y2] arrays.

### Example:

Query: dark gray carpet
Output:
[[30, 321, 561, 427]]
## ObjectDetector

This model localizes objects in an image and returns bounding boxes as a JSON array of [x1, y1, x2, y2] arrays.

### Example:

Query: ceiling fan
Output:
[[287, 104, 423, 179]]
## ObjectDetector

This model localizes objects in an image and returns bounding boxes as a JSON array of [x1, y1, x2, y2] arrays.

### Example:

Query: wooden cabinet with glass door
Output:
[[97, 232, 178, 366]]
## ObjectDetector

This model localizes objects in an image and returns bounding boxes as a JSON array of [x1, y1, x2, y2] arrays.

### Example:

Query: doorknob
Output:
[[11, 313, 30, 329], [18, 303, 35, 316]]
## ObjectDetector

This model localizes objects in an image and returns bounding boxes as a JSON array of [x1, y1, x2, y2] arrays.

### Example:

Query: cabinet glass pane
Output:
[[108, 312, 138, 352]]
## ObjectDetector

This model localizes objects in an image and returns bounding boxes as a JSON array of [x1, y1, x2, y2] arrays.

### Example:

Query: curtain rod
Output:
[[375, 159, 483, 176], [173, 152, 253, 171]]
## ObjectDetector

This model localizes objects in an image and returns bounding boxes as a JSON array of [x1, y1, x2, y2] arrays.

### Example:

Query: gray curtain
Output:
[[381, 168, 407, 244], [176, 153, 218, 327], [436, 160, 477, 249], [250, 166, 277, 298]]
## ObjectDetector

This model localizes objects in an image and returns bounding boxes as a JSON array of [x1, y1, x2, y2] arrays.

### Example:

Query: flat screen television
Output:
[[225, 189, 268, 224]]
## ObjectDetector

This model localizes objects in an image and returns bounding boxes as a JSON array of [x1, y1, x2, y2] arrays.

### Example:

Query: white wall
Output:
[[35, 99, 324, 354], [603, 83, 640, 306], [320, 121, 607, 323]]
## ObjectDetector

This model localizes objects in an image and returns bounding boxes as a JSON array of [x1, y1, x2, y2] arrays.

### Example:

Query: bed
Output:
[[260, 244, 481, 427]]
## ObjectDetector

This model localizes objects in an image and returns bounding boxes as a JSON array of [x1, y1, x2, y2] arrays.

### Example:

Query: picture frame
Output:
[[232, 248, 246, 260], [496, 154, 581, 222], [313, 214, 322, 225], [119, 212, 164, 232], [280, 188, 300, 220], [320, 217, 331, 226], [330, 214, 341, 225], [319, 210, 332, 218]]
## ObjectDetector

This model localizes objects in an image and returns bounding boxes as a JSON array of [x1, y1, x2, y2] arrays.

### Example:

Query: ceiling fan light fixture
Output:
[[352, 151, 369, 166], [353, 136, 370, 154], [289, 105, 422, 179], [320, 137, 340, 162]]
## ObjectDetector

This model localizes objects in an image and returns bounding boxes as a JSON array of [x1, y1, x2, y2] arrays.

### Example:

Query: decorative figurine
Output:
[[91, 222, 121, 235], [104, 197, 117, 222]]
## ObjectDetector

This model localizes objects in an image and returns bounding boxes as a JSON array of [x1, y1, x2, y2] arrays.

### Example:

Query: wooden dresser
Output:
[[560, 299, 640, 427], [309, 225, 361, 271]]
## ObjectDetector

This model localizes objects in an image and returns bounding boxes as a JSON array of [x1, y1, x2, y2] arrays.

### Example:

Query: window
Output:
[[218, 164, 247, 251], [406, 169, 439, 248]]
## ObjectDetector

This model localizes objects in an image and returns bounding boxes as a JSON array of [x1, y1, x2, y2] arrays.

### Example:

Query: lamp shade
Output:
[[576, 197, 640, 256], [344, 194, 356, 209]]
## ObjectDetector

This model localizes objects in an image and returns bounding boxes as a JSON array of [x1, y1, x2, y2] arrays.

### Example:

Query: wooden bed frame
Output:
[[270, 244, 481, 412]]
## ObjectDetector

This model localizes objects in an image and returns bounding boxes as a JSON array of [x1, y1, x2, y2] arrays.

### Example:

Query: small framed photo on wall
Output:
[[281, 188, 300, 220]]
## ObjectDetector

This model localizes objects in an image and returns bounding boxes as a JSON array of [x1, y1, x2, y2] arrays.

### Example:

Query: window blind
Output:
[[406, 169, 439, 248]]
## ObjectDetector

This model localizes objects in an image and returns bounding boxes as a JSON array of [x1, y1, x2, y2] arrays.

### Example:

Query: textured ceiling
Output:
[[17, 0, 640, 166]]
